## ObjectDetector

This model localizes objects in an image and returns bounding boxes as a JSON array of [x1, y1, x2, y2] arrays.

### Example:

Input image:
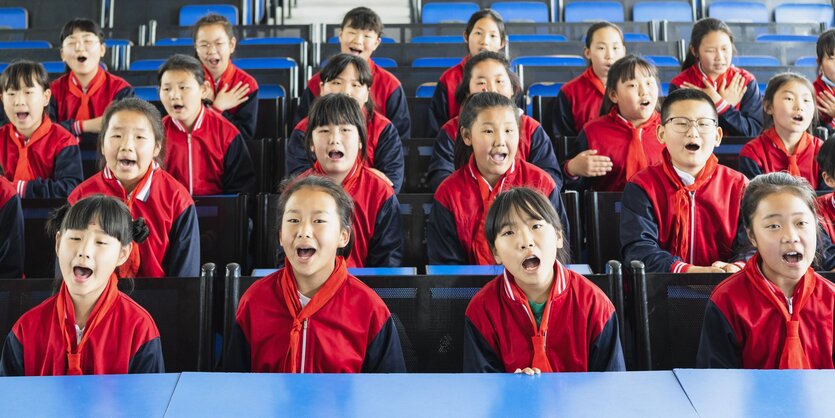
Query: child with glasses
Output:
[[620, 88, 751, 273]]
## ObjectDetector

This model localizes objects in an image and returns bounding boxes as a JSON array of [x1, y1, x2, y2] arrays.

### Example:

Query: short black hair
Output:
[[277, 175, 354, 257], [304, 93, 368, 163], [192, 13, 236, 42], [319, 53, 375, 113], [817, 29, 835, 70], [599, 54, 658, 116], [659, 88, 718, 123], [59, 18, 105, 44], [158, 54, 206, 84], [341, 7, 383, 36], [817, 135, 835, 179], [0, 60, 49, 93]]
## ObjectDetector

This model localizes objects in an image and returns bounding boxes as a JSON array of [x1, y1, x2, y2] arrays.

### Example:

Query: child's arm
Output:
[[816, 225, 835, 271], [0, 195, 23, 278], [372, 123, 405, 193], [128, 337, 165, 373], [696, 300, 741, 368], [463, 317, 505, 372], [285, 127, 312, 177], [737, 143, 764, 180], [223, 321, 252, 372], [717, 80, 763, 137], [165, 205, 201, 278], [565, 131, 614, 179], [426, 199, 469, 264], [221, 134, 257, 194], [385, 86, 411, 140], [215, 88, 258, 141], [361, 316, 407, 372], [588, 311, 626, 371], [528, 124, 563, 192], [427, 83, 450, 138], [76, 86, 134, 135], [21, 145, 83, 198], [365, 195, 404, 267], [553, 90, 578, 137], [426, 129, 456, 192], [0, 331, 23, 376]]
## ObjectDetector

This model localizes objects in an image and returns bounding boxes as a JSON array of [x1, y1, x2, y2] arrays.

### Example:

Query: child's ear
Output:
[[97, 41, 106, 58], [583, 47, 591, 61], [54, 231, 61, 256], [764, 101, 773, 116], [461, 128, 473, 146], [462, 32, 469, 44], [201, 81, 212, 99], [689, 45, 697, 60], [823, 171, 835, 189], [116, 243, 132, 267], [746, 228, 757, 248], [656, 124, 666, 145], [371, 35, 382, 52], [492, 249, 502, 265], [714, 126, 723, 146], [43, 88, 52, 104], [608, 89, 618, 104], [556, 230, 564, 250], [337, 227, 350, 249], [229, 36, 237, 54]]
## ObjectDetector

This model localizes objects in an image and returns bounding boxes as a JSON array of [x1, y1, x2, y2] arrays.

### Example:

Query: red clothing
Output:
[[670, 64, 755, 114], [308, 59, 401, 121], [440, 114, 538, 162], [556, 67, 605, 135], [204, 62, 259, 140], [818, 193, 835, 241], [814, 76, 835, 129], [49, 68, 133, 136], [739, 128, 824, 189], [439, 56, 467, 119], [0, 177, 23, 278]]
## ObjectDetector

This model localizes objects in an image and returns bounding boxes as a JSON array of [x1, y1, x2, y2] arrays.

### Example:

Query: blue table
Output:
[[674, 368, 835, 418], [0, 373, 179, 417], [164, 371, 696, 418]]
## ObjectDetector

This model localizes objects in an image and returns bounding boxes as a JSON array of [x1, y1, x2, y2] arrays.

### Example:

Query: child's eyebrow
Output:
[[761, 212, 808, 220]]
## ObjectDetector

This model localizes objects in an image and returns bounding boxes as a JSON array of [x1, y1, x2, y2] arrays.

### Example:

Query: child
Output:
[[193, 14, 259, 141], [553, 22, 626, 137], [224, 175, 406, 373], [426, 9, 507, 138], [286, 54, 404, 192], [158, 54, 256, 195], [294, 93, 403, 267], [428, 92, 567, 265], [815, 138, 835, 240], [293, 7, 411, 139], [50, 18, 134, 144], [813, 29, 835, 131], [669, 18, 763, 137], [68, 98, 200, 278], [0, 195, 164, 375], [739, 73, 824, 190], [620, 88, 750, 273], [0, 61, 83, 198], [464, 187, 624, 373], [427, 51, 561, 191], [0, 168, 23, 278], [697, 172, 835, 369], [565, 55, 665, 192]]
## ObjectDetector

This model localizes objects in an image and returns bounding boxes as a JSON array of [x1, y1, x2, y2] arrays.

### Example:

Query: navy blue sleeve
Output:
[[385, 86, 411, 140], [737, 156, 762, 180], [528, 125, 563, 193], [365, 195, 404, 267], [292, 88, 315, 128], [463, 317, 504, 373], [730, 209, 754, 264], [223, 322, 252, 372], [115, 85, 135, 100], [427, 129, 456, 192], [164, 205, 201, 278], [553, 91, 578, 137], [427, 84, 449, 139], [620, 182, 682, 272], [549, 187, 570, 247], [285, 128, 311, 177], [128, 337, 165, 373], [696, 300, 741, 368], [0, 195, 23, 278], [221, 135, 257, 194], [362, 316, 407, 373], [0, 331, 23, 376], [48, 95, 74, 134], [816, 223, 835, 271], [372, 123, 405, 193], [220, 92, 258, 141], [426, 199, 469, 264], [718, 80, 763, 137], [588, 312, 626, 371], [24, 145, 83, 198], [563, 130, 590, 191]]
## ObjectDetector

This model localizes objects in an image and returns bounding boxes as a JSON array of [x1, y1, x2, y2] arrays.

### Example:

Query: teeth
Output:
[[73, 266, 93, 278], [491, 153, 507, 162], [522, 256, 540, 271], [783, 252, 803, 263]]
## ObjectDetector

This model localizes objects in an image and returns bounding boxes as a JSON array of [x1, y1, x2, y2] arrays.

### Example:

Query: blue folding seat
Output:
[[425, 265, 504, 275], [180, 5, 238, 26], [755, 34, 818, 43], [0, 7, 27, 29], [708, 1, 768, 23], [0, 40, 50, 49], [644, 55, 680, 67], [633, 1, 693, 22], [409, 36, 463, 44], [624, 33, 652, 42], [239, 37, 306, 45], [528, 82, 563, 98], [774, 3, 834, 27], [417, 83, 437, 98], [105, 39, 131, 48], [129, 59, 166, 71], [232, 57, 297, 70], [508, 34, 567, 42], [795, 56, 817, 67], [41, 61, 66, 73], [732, 55, 780, 67], [491, 1, 550, 23], [661, 82, 669, 96], [155, 38, 194, 46], [258, 85, 286, 99], [422, 2, 480, 23], [412, 57, 462, 67], [370, 57, 398, 68], [327, 36, 396, 44], [134, 86, 160, 101], [511, 55, 586, 67], [564, 1, 624, 23]]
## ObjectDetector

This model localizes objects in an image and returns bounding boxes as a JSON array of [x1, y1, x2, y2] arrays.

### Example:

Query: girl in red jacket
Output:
[[812, 29, 835, 130], [224, 175, 406, 373], [0, 195, 164, 376]]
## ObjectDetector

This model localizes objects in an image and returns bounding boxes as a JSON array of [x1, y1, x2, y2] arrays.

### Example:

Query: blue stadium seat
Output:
[[409, 35, 463, 44], [708, 1, 768, 23], [347, 267, 417, 276], [129, 59, 166, 71], [644, 55, 680, 67], [105, 39, 131, 47], [258, 84, 286, 98], [759, 82, 767, 94], [232, 57, 297, 69], [491, 2, 550, 23], [508, 34, 567, 42], [0, 8, 27, 29], [755, 34, 818, 43], [155, 38, 194, 46], [371, 57, 397, 68], [327, 36, 396, 44], [412, 57, 462, 67], [0, 63, 6, 72], [422, 2, 480, 23], [624, 33, 652, 42], [774, 3, 834, 27], [661, 82, 669, 96], [134, 86, 160, 101], [528, 82, 563, 97], [41, 61, 66, 73], [633, 1, 693, 22], [239, 37, 306, 45], [564, 1, 624, 23], [0, 40, 50, 49], [795, 56, 817, 67], [511, 55, 586, 67], [732, 55, 780, 67], [179, 5, 238, 26], [416, 83, 437, 97], [425, 265, 504, 276]]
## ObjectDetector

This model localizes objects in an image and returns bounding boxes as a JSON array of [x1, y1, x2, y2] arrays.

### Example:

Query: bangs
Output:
[[308, 96, 363, 129], [615, 60, 657, 84], [0, 61, 48, 93], [61, 196, 132, 245]]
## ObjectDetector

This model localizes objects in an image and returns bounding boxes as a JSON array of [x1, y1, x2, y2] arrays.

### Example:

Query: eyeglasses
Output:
[[663, 117, 718, 134], [196, 41, 230, 53], [61, 38, 101, 50]]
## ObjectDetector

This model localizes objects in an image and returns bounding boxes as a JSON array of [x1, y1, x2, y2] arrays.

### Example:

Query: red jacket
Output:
[[427, 56, 467, 137], [814, 76, 835, 129], [819, 193, 835, 241], [68, 164, 200, 278], [0, 117, 83, 198], [554, 67, 605, 137], [739, 128, 824, 190], [204, 63, 259, 141], [49, 68, 133, 139], [163, 106, 256, 195], [225, 265, 406, 373], [0, 177, 23, 278], [464, 262, 624, 372]]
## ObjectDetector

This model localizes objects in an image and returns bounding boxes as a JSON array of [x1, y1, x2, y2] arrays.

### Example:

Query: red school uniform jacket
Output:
[[67, 163, 201, 278], [49, 68, 134, 140], [0, 116, 83, 198], [570, 107, 665, 192], [163, 106, 256, 195], [204, 63, 259, 141], [428, 157, 566, 265], [224, 258, 406, 373], [0, 177, 23, 278], [620, 151, 750, 273], [553, 66, 606, 137], [285, 111, 404, 192], [818, 193, 835, 241], [464, 262, 624, 372], [0, 279, 164, 376], [669, 64, 763, 137], [295, 59, 411, 139], [697, 254, 835, 369], [738, 128, 825, 190], [427, 56, 468, 138], [814, 76, 835, 130]]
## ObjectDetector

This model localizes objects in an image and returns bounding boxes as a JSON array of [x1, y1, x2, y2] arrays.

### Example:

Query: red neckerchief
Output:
[[581, 66, 606, 96], [609, 106, 661, 181], [105, 162, 157, 278], [744, 253, 814, 369], [278, 256, 348, 373], [762, 127, 813, 178], [659, 149, 718, 262], [55, 273, 119, 375], [68, 67, 106, 121], [502, 261, 571, 372], [814, 75, 835, 97], [468, 156, 515, 265], [203, 62, 237, 95], [9, 115, 53, 181], [312, 157, 363, 192]]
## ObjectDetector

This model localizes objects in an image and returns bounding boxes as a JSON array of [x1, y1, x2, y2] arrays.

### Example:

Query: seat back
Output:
[[586, 191, 623, 274], [421, 2, 480, 23], [407, 97, 432, 139], [774, 3, 834, 27], [398, 193, 433, 270], [194, 194, 250, 272], [402, 138, 434, 193], [708, 1, 768, 23], [491, 2, 550, 23], [21, 199, 65, 279], [179, 4, 238, 25], [254, 96, 286, 140], [633, 1, 693, 22], [562, 190, 583, 264], [564, 1, 625, 22], [0, 8, 27, 30], [732, 55, 781, 67]]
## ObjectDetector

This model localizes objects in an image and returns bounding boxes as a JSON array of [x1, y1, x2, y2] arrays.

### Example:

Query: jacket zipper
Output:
[[787, 297, 794, 315], [300, 319, 308, 373], [187, 133, 193, 195], [689, 191, 695, 264]]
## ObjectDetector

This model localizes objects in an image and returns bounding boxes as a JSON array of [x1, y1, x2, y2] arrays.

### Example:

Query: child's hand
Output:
[[817, 90, 835, 118], [711, 261, 741, 273], [680, 80, 722, 104], [367, 167, 394, 187], [514, 367, 541, 376], [717, 74, 747, 107], [566, 150, 613, 177], [687, 266, 725, 273], [212, 81, 250, 111], [81, 116, 103, 133]]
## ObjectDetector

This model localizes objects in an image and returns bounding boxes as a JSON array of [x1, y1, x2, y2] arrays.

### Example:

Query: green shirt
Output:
[[529, 300, 546, 327]]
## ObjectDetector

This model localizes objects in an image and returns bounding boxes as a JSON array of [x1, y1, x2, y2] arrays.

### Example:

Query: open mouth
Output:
[[73, 266, 93, 281], [15, 112, 29, 120], [792, 114, 804, 123], [77, 56, 88, 63], [118, 159, 136, 168], [208, 58, 221, 66], [490, 153, 508, 163], [522, 255, 541, 272], [296, 247, 316, 260], [328, 150, 344, 160], [640, 99, 651, 107], [348, 47, 363, 55], [172, 104, 184, 111], [685, 143, 700, 151], [782, 251, 803, 264]]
